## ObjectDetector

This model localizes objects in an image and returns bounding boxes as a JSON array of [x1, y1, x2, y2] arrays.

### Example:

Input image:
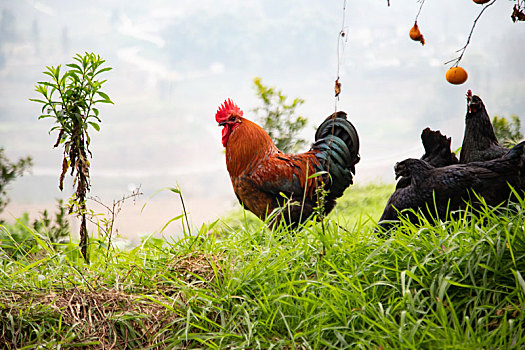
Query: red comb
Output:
[[215, 99, 243, 122], [466, 89, 472, 97]]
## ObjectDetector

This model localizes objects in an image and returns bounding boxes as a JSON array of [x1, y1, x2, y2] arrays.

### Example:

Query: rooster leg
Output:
[[268, 198, 316, 231]]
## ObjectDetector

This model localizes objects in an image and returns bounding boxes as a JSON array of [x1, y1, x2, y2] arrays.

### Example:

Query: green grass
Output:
[[0, 183, 524, 349], [222, 183, 394, 232]]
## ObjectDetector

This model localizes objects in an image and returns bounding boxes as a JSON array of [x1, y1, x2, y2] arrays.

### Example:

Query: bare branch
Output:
[[445, 0, 497, 67]]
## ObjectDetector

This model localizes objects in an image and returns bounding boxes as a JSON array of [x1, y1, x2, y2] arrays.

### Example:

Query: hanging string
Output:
[[335, 0, 348, 112], [327, 0, 349, 183], [414, 0, 426, 23]]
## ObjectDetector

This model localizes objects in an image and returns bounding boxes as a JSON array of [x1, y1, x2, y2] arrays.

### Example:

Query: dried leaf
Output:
[[334, 78, 342, 97], [53, 129, 64, 148], [511, 5, 525, 22], [59, 157, 68, 191]]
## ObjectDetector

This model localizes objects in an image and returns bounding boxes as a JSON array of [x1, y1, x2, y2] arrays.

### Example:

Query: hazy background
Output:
[[1, 0, 524, 241]]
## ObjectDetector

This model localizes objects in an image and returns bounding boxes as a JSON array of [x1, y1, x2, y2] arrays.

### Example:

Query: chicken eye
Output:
[[229, 116, 236, 122]]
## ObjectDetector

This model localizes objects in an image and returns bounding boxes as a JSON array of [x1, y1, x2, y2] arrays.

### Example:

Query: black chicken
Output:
[[395, 128, 459, 190], [421, 128, 459, 168], [378, 141, 525, 228], [459, 90, 507, 163]]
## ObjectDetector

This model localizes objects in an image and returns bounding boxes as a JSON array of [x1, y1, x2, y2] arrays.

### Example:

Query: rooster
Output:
[[216, 99, 360, 228], [460, 90, 507, 164]]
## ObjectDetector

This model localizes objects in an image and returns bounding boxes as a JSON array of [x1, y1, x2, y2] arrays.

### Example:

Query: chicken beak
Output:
[[218, 121, 227, 126]]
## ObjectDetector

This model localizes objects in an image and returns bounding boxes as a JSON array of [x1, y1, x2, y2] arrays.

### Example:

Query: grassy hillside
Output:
[[0, 183, 524, 349]]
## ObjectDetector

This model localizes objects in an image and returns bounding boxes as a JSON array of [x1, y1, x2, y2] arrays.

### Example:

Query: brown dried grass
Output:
[[0, 252, 226, 349]]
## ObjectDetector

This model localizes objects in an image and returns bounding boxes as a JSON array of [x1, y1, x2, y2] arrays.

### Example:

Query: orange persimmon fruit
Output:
[[473, 0, 490, 4], [409, 22, 425, 45], [446, 66, 468, 85]]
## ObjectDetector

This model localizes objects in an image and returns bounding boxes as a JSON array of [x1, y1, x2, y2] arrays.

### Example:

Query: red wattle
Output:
[[222, 126, 230, 147]]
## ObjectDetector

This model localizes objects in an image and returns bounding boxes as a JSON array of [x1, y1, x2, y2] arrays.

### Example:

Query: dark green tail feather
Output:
[[311, 111, 360, 200]]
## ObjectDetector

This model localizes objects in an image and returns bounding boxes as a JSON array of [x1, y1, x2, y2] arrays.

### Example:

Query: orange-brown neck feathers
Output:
[[225, 118, 278, 177]]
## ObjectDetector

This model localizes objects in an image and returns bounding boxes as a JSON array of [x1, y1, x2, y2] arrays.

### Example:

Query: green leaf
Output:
[[94, 99, 114, 104], [159, 214, 185, 233], [37, 81, 57, 88], [68, 72, 80, 83], [35, 84, 48, 94], [89, 114, 102, 123], [54, 65, 61, 80], [65, 63, 83, 72], [308, 171, 328, 179], [29, 98, 47, 104], [50, 86, 57, 98], [93, 67, 112, 76], [515, 270, 525, 295], [59, 75, 68, 87], [96, 91, 112, 102], [90, 80, 101, 89], [43, 71, 56, 79], [10, 256, 51, 278], [170, 187, 181, 194], [88, 122, 100, 131]]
